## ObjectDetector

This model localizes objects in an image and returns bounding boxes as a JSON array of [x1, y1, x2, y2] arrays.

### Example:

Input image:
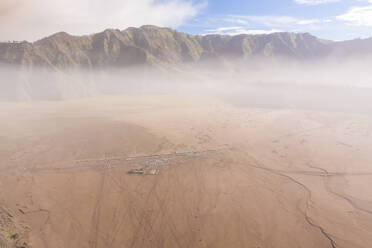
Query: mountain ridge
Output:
[[3, 25, 366, 70], [1, 25, 372, 101]]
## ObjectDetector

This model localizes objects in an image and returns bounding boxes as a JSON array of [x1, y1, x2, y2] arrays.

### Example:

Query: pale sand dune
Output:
[[0, 95, 372, 248]]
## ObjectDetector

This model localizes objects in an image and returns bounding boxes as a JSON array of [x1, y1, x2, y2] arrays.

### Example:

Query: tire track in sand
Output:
[[88, 159, 109, 248]]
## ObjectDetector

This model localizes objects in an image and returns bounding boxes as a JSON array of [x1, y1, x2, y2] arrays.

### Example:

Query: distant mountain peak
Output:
[[0, 26, 371, 69]]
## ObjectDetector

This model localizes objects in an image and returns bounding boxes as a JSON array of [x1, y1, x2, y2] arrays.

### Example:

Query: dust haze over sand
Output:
[[1, 59, 372, 248], [1, 58, 372, 113]]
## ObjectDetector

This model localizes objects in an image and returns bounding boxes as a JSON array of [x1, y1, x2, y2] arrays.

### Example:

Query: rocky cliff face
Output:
[[0, 25, 345, 69], [1, 25, 371, 101]]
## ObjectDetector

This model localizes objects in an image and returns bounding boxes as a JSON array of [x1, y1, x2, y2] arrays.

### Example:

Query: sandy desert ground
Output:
[[1, 94, 372, 248]]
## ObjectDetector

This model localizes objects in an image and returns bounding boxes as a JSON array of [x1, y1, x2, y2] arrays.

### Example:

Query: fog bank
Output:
[[1, 58, 372, 114]]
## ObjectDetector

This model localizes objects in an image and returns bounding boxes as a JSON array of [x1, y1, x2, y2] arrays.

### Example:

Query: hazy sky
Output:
[[0, 0, 371, 41]]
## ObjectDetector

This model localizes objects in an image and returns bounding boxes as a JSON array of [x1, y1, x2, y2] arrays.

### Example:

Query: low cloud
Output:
[[205, 27, 282, 35], [293, 0, 340, 5], [297, 19, 321, 25], [207, 15, 332, 34], [225, 15, 330, 27], [237, 15, 299, 26], [0, 0, 205, 41]]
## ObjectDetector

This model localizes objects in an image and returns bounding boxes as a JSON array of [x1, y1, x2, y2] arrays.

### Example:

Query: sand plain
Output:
[[0, 95, 372, 248]]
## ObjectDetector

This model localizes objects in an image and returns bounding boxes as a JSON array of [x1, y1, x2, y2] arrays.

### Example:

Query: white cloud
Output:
[[0, 0, 205, 41], [202, 14, 340, 38], [337, 4, 372, 26], [240, 16, 299, 26], [209, 27, 243, 32], [293, 0, 340, 5], [297, 19, 321, 25], [226, 15, 327, 28], [205, 26, 282, 36]]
